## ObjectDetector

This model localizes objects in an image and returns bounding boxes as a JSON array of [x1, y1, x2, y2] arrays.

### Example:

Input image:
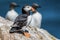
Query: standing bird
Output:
[[26, 3, 42, 28], [5, 2, 19, 21], [9, 5, 31, 37]]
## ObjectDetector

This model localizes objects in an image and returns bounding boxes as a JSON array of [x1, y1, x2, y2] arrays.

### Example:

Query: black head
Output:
[[32, 3, 41, 9], [22, 5, 31, 15], [10, 2, 19, 8]]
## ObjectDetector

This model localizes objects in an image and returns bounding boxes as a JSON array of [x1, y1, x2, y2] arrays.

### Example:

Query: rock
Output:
[[0, 16, 58, 40]]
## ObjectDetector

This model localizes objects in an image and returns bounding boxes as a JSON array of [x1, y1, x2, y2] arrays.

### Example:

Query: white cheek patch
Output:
[[24, 6, 32, 12]]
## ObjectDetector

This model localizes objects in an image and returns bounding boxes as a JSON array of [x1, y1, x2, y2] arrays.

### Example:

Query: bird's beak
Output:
[[31, 7, 35, 12]]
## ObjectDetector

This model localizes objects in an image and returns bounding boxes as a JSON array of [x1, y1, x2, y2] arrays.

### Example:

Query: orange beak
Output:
[[31, 7, 35, 12]]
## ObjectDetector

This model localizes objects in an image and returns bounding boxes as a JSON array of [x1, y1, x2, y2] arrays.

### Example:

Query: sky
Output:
[[0, 0, 60, 38]]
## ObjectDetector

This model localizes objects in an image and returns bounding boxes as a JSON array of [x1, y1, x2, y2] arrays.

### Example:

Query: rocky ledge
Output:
[[0, 16, 59, 40]]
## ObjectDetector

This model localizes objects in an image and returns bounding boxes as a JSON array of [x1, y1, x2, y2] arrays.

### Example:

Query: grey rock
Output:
[[0, 16, 58, 40]]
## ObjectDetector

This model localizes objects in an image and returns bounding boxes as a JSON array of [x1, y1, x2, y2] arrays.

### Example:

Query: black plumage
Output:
[[9, 6, 30, 33]]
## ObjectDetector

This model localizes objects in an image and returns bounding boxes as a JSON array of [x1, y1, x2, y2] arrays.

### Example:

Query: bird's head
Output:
[[23, 5, 32, 12]]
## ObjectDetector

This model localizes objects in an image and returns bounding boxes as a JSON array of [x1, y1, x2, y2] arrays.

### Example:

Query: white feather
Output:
[[6, 9, 18, 21], [27, 12, 42, 28]]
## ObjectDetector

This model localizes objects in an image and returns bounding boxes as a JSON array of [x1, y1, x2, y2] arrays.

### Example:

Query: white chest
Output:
[[29, 12, 42, 28], [6, 10, 18, 21]]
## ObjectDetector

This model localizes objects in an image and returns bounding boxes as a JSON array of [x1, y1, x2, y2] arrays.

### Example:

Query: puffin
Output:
[[9, 5, 31, 33], [5, 2, 19, 21]]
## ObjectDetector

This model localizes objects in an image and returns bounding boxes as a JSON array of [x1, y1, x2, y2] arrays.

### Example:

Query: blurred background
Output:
[[0, 0, 60, 39]]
